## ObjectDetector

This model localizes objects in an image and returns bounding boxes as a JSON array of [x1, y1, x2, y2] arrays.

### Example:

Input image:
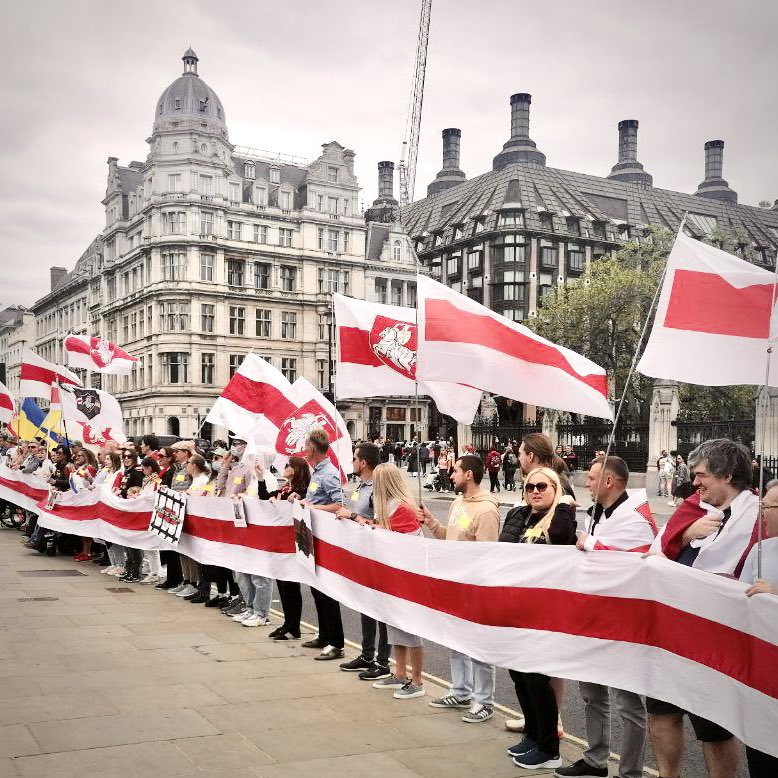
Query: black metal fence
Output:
[[470, 418, 540, 459], [673, 419, 755, 458], [556, 422, 649, 472]]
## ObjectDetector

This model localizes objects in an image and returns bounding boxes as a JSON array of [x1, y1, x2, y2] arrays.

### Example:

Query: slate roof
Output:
[[366, 224, 390, 261], [401, 161, 778, 264]]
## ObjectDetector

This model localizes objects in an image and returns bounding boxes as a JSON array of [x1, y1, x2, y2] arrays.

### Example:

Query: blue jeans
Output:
[[449, 649, 495, 706], [235, 572, 272, 618]]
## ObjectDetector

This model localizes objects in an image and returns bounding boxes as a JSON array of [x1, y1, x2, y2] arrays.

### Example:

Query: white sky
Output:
[[1, 0, 775, 307]]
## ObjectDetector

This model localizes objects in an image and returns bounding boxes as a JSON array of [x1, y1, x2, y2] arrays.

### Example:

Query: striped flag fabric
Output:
[[638, 231, 778, 386], [19, 349, 82, 400], [0, 381, 14, 426], [416, 275, 613, 419], [22, 474, 778, 760], [64, 334, 137, 375], [334, 294, 482, 423]]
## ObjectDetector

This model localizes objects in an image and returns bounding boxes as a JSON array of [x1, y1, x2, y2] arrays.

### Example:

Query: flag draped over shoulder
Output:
[[20, 349, 81, 400], [0, 381, 14, 426], [416, 275, 613, 419], [637, 231, 778, 386], [64, 334, 137, 375], [334, 293, 482, 424]]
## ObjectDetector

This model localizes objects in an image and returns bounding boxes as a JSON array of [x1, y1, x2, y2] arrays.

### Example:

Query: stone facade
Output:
[[27, 50, 424, 444], [0, 307, 35, 397]]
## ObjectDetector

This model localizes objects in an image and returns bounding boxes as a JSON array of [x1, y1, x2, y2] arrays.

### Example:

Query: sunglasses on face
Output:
[[525, 482, 551, 493]]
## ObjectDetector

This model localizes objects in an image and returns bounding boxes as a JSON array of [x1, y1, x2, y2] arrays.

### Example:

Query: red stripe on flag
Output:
[[339, 327, 383, 367], [64, 337, 92, 356], [186, 515, 295, 554], [664, 270, 774, 338], [20, 363, 79, 387], [221, 374, 296, 427], [425, 299, 608, 397], [0, 394, 12, 411], [0, 477, 50, 502]]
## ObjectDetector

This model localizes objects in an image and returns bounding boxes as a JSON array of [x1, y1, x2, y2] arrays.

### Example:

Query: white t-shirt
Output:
[[739, 537, 778, 588]]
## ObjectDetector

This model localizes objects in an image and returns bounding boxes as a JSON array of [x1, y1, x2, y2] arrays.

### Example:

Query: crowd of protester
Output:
[[0, 427, 775, 777]]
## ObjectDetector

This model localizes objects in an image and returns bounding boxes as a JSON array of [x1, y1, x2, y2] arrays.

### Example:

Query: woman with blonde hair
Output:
[[368, 463, 426, 700], [499, 465, 576, 770]]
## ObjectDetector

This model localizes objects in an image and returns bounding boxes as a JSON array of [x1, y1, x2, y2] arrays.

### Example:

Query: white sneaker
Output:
[[100, 565, 116, 575], [504, 716, 526, 733], [232, 609, 253, 622], [109, 567, 126, 577], [242, 614, 271, 627], [168, 583, 187, 594], [667, 500, 676, 506], [140, 574, 159, 585], [174, 584, 198, 597]]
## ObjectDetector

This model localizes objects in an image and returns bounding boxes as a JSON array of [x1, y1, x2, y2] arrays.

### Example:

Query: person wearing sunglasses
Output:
[[499, 466, 577, 771]]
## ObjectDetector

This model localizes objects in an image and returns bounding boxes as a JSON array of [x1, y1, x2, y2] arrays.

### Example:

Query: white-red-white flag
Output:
[[58, 384, 126, 447], [19, 350, 82, 400], [334, 294, 482, 424], [416, 276, 613, 419], [249, 376, 355, 481], [64, 335, 137, 375], [0, 381, 14, 426], [638, 231, 778, 386], [205, 354, 293, 440]]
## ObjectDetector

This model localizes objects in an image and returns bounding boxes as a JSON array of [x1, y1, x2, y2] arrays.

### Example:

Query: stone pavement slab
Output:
[[0, 527, 584, 777]]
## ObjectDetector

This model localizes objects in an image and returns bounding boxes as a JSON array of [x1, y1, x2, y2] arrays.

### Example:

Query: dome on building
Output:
[[153, 49, 228, 137]]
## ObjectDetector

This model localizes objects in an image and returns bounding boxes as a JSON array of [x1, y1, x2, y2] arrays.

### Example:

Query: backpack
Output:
[[506, 452, 517, 468]]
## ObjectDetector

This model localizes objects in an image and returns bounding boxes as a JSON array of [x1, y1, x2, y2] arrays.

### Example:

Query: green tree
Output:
[[530, 228, 758, 422]]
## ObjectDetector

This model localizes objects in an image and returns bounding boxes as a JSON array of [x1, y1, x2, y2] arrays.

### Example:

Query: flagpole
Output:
[[412, 239, 423, 506], [755, 246, 778, 578], [597, 213, 689, 502]]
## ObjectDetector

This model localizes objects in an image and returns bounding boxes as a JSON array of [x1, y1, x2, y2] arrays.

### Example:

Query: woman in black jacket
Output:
[[500, 466, 577, 771]]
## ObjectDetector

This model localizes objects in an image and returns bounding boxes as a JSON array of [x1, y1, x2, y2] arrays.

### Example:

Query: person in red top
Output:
[[367, 463, 426, 700], [485, 442, 502, 492]]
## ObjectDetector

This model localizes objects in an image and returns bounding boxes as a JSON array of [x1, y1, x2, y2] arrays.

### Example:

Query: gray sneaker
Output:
[[462, 703, 494, 723], [428, 694, 472, 709], [372, 675, 407, 690], [393, 681, 425, 700]]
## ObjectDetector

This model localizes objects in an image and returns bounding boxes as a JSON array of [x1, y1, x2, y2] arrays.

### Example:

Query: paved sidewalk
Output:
[[0, 529, 589, 777]]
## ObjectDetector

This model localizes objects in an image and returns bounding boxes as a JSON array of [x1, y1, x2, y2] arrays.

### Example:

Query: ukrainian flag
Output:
[[10, 398, 63, 449]]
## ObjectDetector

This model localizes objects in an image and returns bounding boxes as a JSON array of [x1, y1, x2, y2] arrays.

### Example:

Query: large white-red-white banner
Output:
[[416, 275, 613, 419], [0, 380, 14, 426], [64, 335, 137, 376], [638, 231, 778, 386], [2, 462, 776, 757], [333, 293, 482, 424]]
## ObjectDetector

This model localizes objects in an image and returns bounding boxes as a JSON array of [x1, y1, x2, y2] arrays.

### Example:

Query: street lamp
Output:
[[325, 306, 334, 402]]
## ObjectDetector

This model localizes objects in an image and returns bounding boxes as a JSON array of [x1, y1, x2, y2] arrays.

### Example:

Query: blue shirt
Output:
[[306, 459, 344, 506]]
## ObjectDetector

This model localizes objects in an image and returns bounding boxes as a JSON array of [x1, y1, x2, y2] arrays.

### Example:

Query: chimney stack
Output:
[[493, 93, 546, 171], [365, 161, 399, 223], [50, 266, 67, 291], [607, 119, 653, 186], [427, 128, 467, 196], [694, 140, 737, 204]]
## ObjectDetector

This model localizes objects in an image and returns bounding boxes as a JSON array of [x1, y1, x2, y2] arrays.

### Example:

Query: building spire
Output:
[[182, 47, 198, 76]]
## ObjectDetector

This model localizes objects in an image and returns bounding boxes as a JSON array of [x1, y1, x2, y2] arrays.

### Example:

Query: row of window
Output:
[[374, 279, 417, 307], [36, 299, 87, 338]]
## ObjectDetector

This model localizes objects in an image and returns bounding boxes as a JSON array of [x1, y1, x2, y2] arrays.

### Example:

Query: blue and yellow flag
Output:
[[10, 398, 63, 449]]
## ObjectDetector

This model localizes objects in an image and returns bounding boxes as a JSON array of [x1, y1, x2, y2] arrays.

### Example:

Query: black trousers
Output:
[[489, 470, 501, 491], [125, 548, 143, 577], [202, 565, 237, 595], [509, 669, 559, 757], [360, 613, 390, 665], [277, 579, 302, 633], [746, 745, 778, 778], [311, 587, 343, 648], [162, 551, 182, 586]]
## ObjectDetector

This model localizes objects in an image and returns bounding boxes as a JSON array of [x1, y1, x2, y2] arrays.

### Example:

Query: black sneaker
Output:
[[339, 654, 374, 672], [358, 663, 392, 681], [301, 637, 326, 649], [270, 629, 301, 641], [554, 759, 608, 778]]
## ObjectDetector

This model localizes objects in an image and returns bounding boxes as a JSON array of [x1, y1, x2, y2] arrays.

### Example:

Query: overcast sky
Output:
[[1, 0, 775, 308]]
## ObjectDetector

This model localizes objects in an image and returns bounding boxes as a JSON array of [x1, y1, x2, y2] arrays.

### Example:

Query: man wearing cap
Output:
[[169, 441, 195, 493]]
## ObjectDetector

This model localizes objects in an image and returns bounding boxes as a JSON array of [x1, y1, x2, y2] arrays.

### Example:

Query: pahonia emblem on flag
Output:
[[369, 316, 418, 380], [73, 388, 102, 420], [277, 400, 340, 457]]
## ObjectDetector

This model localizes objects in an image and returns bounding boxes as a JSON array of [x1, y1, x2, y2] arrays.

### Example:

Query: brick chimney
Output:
[[607, 120, 653, 185], [493, 93, 546, 171], [50, 266, 67, 291], [694, 140, 737, 204], [365, 161, 399, 223], [427, 128, 467, 196]]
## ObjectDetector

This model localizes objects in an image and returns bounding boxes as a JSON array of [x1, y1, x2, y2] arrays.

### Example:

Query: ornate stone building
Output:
[[30, 49, 423, 443]]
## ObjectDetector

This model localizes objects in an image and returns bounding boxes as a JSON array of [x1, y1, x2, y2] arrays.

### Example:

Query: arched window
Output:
[[167, 416, 180, 436], [392, 240, 402, 262]]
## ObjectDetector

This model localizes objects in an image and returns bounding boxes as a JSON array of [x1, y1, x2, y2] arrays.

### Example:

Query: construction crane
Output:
[[398, 0, 432, 208]]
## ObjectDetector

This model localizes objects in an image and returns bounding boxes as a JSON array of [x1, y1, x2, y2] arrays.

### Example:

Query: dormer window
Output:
[[244, 161, 255, 180], [327, 166, 339, 183], [453, 225, 464, 241], [173, 98, 181, 110], [198, 97, 209, 113], [498, 210, 525, 228], [270, 167, 281, 184], [392, 240, 402, 262]]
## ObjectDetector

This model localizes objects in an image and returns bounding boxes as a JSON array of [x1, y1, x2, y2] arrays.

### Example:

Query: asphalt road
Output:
[[286, 491, 718, 778]]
